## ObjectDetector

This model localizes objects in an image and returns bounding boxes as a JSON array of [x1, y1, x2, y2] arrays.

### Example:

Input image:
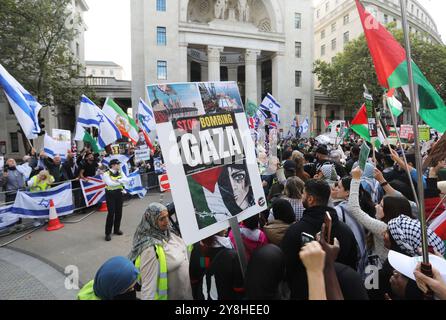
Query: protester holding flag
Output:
[[102, 159, 129, 241], [1, 159, 26, 203]]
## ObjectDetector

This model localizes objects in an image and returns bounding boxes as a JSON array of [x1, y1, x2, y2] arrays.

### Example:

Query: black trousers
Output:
[[105, 189, 123, 235]]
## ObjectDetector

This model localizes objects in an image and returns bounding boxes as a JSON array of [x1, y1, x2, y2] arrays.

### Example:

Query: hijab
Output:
[[128, 203, 171, 262], [93, 256, 138, 300]]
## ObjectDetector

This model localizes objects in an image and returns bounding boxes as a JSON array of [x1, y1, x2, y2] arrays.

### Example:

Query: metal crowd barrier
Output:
[[0, 171, 166, 237]]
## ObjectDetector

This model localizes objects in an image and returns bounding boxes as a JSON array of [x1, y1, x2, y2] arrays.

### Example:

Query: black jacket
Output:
[[281, 205, 359, 300]]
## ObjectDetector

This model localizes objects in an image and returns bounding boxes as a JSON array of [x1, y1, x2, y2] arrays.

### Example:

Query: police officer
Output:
[[103, 159, 128, 241]]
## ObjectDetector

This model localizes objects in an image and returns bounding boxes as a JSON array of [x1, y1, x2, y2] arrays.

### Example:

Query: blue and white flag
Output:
[[0, 205, 19, 229], [0, 64, 42, 139], [44, 134, 68, 161], [10, 182, 74, 218], [102, 154, 131, 176], [80, 175, 106, 207], [137, 98, 156, 133], [75, 95, 122, 148], [299, 117, 310, 135], [124, 170, 147, 199], [258, 93, 281, 121]]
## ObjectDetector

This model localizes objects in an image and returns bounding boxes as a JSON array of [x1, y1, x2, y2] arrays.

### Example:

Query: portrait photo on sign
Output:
[[198, 82, 245, 114], [147, 83, 205, 123], [188, 159, 255, 229]]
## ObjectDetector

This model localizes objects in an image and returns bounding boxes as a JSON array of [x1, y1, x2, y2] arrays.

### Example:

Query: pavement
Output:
[[0, 190, 172, 300]]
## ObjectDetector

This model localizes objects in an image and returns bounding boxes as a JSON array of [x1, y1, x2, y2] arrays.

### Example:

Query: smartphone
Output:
[[324, 211, 332, 244], [301, 232, 315, 246]]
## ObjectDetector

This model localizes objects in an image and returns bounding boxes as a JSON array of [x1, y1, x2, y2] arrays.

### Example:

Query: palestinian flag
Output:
[[102, 98, 140, 144], [324, 120, 331, 128], [187, 167, 231, 229], [386, 88, 403, 117], [430, 210, 446, 241], [356, 0, 446, 133], [74, 124, 103, 153], [351, 104, 386, 148]]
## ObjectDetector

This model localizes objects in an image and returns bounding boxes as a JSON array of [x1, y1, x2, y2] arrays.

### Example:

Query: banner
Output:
[[359, 143, 371, 171], [10, 182, 74, 218], [0, 205, 18, 229], [400, 125, 414, 141], [147, 81, 267, 245]]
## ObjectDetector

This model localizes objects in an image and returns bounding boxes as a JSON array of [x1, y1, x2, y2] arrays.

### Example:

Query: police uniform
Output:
[[102, 159, 127, 241]]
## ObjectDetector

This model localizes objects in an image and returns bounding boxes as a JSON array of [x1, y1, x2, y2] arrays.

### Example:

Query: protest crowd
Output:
[[2, 0, 446, 302]]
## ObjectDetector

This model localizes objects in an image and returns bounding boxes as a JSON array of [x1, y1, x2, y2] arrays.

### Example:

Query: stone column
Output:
[[257, 62, 262, 103], [179, 42, 189, 82], [272, 51, 285, 121], [228, 67, 238, 82], [245, 49, 260, 104], [207, 46, 223, 81], [320, 104, 327, 134]]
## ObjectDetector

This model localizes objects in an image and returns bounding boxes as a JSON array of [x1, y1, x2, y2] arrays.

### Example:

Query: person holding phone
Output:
[[281, 179, 359, 300]]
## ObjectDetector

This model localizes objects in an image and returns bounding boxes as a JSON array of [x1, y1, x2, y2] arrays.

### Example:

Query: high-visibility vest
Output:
[[77, 280, 101, 300], [104, 171, 124, 191], [134, 245, 168, 300], [29, 175, 53, 192]]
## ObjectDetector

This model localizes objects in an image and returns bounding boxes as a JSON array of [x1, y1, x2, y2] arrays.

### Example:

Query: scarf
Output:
[[128, 202, 172, 262], [388, 215, 446, 257]]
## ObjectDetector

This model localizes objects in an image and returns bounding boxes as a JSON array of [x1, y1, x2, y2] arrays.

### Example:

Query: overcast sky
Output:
[[84, 0, 446, 81]]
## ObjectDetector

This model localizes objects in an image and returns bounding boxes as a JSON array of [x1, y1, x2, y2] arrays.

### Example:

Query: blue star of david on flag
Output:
[[38, 199, 50, 208], [96, 113, 104, 123]]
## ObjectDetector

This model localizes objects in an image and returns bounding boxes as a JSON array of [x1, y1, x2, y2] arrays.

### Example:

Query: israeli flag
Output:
[[0, 64, 42, 139], [10, 182, 74, 218], [137, 98, 156, 133], [299, 117, 310, 135], [76, 95, 122, 148], [0, 205, 19, 230], [44, 134, 69, 161], [124, 170, 147, 199], [259, 93, 281, 117]]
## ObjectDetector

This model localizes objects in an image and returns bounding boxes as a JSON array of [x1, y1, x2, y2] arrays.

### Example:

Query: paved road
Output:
[[0, 191, 172, 300]]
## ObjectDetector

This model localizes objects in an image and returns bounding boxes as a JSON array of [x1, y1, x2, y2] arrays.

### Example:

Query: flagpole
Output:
[[399, 0, 432, 279], [383, 94, 420, 208]]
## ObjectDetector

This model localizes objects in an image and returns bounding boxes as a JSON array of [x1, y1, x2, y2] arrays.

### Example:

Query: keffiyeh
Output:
[[388, 215, 445, 257]]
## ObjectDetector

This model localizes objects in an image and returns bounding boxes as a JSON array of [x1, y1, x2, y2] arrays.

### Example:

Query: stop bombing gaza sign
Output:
[[146, 82, 267, 245]]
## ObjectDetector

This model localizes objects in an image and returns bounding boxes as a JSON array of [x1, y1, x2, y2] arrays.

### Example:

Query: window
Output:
[[156, 0, 166, 12], [411, 4, 414, 12], [321, 44, 326, 56], [157, 61, 167, 80], [343, 31, 349, 44], [295, 13, 301, 29], [295, 99, 301, 114], [343, 14, 349, 25], [384, 14, 388, 24], [331, 22, 336, 33], [295, 71, 302, 87], [295, 42, 302, 58], [331, 38, 337, 50], [10, 132, 19, 153], [157, 27, 166, 46], [321, 29, 325, 39]]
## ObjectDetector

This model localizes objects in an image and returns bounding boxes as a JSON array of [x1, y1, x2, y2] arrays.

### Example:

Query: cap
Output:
[[109, 159, 121, 166], [388, 250, 446, 283]]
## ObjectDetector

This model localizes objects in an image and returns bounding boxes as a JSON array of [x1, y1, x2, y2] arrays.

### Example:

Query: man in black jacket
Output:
[[281, 179, 359, 300]]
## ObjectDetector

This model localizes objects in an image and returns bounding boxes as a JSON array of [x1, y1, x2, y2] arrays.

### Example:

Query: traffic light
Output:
[[38, 116, 45, 136]]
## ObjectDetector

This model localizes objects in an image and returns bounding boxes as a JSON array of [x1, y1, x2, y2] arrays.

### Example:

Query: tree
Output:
[[0, 0, 94, 127], [313, 23, 446, 118]]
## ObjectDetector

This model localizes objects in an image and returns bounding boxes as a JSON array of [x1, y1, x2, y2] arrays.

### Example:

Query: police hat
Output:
[[109, 159, 121, 166]]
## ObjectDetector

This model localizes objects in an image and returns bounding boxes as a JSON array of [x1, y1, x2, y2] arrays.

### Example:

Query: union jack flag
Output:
[[80, 175, 106, 207]]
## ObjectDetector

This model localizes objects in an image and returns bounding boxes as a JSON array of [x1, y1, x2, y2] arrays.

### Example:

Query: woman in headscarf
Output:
[[128, 202, 192, 300], [77, 256, 139, 300], [245, 244, 287, 300]]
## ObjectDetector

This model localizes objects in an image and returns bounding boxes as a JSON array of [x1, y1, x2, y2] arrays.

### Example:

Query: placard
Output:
[[134, 146, 151, 162], [147, 81, 267, 244]]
